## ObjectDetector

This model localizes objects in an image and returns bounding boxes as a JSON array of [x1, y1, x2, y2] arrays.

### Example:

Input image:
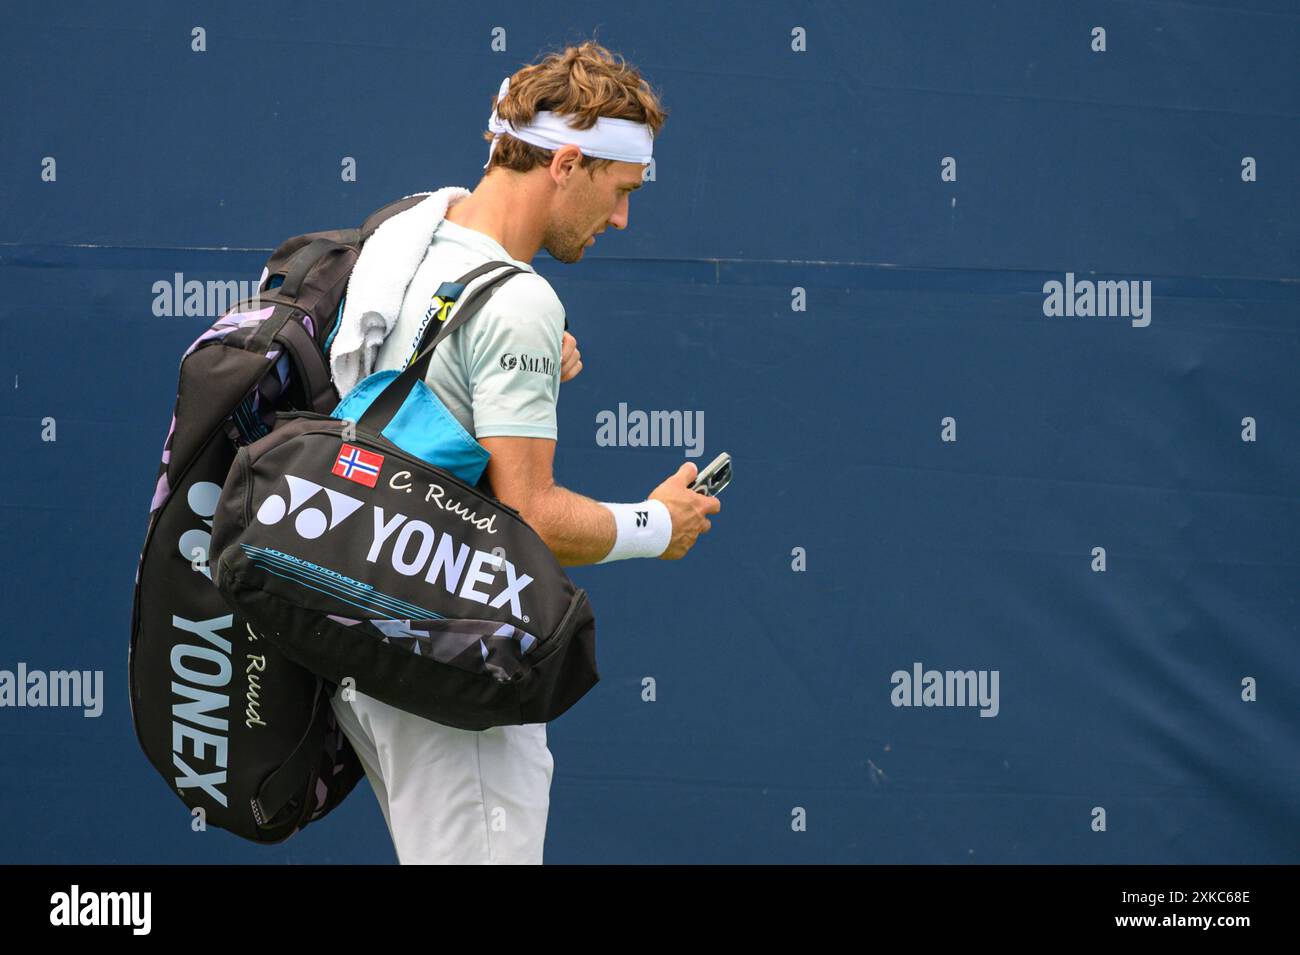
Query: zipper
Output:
[[528, 588, 587, 665]]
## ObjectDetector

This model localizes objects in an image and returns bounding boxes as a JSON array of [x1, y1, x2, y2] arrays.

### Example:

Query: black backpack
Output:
[[128, 194, 442, 842]]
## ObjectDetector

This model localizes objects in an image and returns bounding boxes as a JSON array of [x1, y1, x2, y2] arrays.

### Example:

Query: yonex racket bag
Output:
[[208, 266, 600, 731], [128, 194, 433, 842]]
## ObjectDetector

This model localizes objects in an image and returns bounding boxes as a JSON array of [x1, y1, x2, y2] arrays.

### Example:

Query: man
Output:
[[329, 40, 721, 864]]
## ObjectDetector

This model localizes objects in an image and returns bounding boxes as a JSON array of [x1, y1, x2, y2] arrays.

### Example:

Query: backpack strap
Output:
[[359, 194, 437, 242], [250, 674, 332, 830], [279, 238, 347, 298], [245, 305, 338, 410], [274, 319, 338, 413]]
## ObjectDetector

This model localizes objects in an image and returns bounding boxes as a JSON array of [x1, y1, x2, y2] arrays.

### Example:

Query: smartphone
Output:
[[689, 452, 732, 497]]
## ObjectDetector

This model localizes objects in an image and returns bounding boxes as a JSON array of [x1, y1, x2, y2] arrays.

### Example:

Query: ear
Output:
[[550, 145, 584, 185]]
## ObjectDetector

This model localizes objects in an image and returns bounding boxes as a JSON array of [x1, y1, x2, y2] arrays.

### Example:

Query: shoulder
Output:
[[490, 269, 563, 314], [478, 269, 565, 336]]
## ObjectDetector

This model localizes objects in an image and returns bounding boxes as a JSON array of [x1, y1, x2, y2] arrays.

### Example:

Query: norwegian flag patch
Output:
[[332, 443, 384, 487]]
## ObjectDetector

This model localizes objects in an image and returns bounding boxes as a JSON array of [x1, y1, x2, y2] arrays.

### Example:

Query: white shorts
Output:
[[329, 684, 554, 864]]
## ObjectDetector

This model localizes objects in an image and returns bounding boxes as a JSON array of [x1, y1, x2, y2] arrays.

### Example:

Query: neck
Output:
[[444, 171, 548, 264]]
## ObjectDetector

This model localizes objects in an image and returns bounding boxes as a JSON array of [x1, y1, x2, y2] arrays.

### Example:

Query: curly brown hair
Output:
[[482, 40, 668, 177]]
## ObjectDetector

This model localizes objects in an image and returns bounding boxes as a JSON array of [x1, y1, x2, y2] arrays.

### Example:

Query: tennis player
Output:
[[329, 40, 721, 864]]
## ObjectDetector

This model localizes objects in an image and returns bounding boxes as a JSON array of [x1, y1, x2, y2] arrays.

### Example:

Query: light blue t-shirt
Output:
[[370, 216, 566, 441]]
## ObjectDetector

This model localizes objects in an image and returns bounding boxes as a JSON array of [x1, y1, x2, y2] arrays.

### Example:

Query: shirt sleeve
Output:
[[464, 275, 565, 440]]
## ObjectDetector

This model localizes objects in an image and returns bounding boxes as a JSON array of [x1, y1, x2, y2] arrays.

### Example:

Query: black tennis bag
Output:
[[208, 267, 600, 731], [128, 194, 436, 842]]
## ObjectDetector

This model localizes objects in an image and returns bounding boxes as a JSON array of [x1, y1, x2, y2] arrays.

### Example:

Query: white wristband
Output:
[[596, 499, 672, 563]]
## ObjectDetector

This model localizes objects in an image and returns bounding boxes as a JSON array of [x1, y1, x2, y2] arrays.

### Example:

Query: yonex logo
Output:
[[635, 510, 648, 527], [178, 481, 222, 580], [256, 476, 364, 539], [248, 475, 535, 624], [368, 506, 534, 621]]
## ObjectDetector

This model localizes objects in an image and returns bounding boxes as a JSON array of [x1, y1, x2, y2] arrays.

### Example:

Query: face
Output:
[[543, 154, 645, 264]]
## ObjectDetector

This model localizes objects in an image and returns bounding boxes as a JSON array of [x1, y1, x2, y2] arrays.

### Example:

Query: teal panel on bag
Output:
[[331, 370, 491, 487]]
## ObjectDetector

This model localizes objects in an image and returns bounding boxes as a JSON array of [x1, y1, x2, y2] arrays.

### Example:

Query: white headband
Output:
[[483, 75, 654, 170]]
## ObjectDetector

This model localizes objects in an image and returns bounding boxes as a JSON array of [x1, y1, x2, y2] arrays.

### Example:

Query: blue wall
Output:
[[1, 0, 1296, 863]]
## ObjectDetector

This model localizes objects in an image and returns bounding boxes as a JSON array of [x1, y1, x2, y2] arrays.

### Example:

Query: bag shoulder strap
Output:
[[358, 263, 523, 433], [251, 674, 329, 829], [359, 194, 437, 242]]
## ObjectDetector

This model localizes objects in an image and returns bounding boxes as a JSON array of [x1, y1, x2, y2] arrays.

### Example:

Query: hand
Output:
[[560, 331, 582, 382], [649, 461, 722, 560]]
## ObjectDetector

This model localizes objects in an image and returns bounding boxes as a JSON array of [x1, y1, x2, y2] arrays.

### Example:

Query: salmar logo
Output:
[[499, 352, 554, 375]]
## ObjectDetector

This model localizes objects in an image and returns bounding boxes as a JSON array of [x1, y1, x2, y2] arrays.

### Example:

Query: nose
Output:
[[608, 193, 629, 231]]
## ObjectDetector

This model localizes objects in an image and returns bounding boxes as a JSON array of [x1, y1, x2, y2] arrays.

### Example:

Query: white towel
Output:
[[328, 185, 472, 399]]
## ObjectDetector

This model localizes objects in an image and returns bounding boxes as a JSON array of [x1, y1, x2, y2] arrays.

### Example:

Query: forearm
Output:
[[520, 483, 617, 567]]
